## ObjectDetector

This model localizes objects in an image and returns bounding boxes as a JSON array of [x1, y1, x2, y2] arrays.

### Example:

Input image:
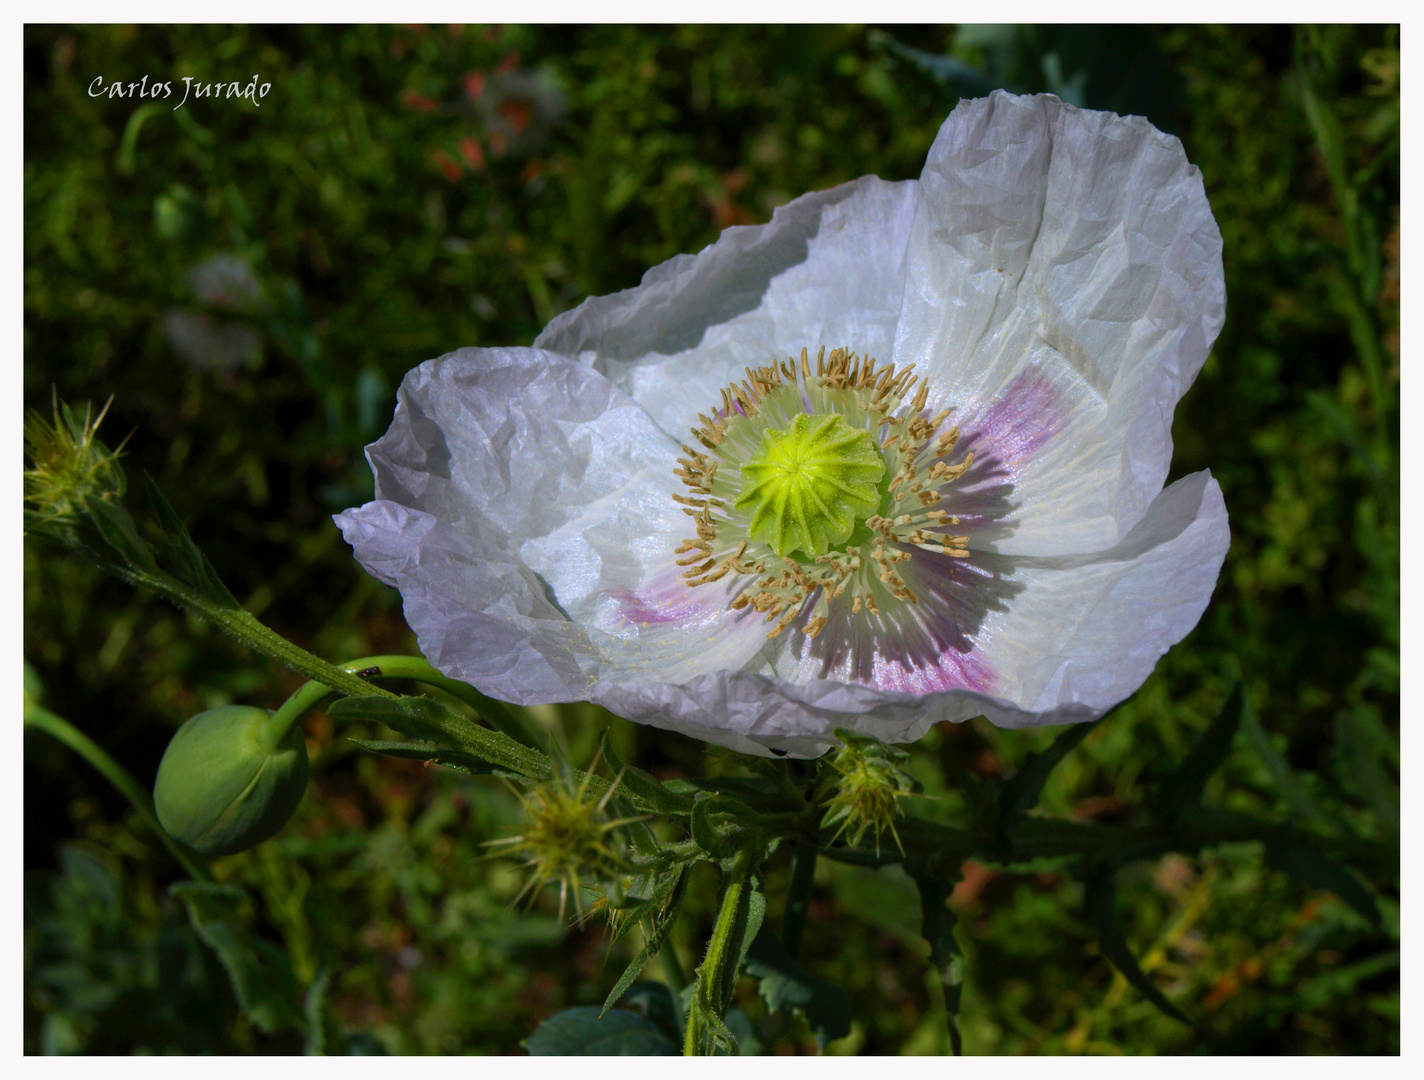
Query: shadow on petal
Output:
[[786, 450, 1024, 691]]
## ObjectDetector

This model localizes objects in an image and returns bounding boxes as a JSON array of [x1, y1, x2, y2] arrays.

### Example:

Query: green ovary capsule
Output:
[[735, 412, 886, 558]]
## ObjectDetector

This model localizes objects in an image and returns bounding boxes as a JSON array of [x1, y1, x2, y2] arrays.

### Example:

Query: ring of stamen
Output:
[[673, 346, 974, 641]]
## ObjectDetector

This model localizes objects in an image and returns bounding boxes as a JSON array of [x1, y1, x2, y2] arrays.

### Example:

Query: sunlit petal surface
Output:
[[338, 91, 1229, 756]]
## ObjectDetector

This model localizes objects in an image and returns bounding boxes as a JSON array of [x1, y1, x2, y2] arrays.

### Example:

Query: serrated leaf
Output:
[[1238, 688, 1339, 833], [1333, 707, 1399, 831], [136, 468, 186, 536], [599, 730, 693, 816], [676, 774, 787, 809], [1265, 830, 1381, 929], [602, 868, 688, 1012], [137, 472, 238, 606], [608, 867, 684, 946], [744, 924, 852, 1050], [170, 882, 306, 1035], [329, 694, 550, 778], [623, 811, 662, 859], [1000, 718, 1102, 824], [871, 31, 999, 96], [1082, 862, 1191, 1025], [335, 696, 679, 815], [347, 738, 500, 776], [906, 859, 965, 1055], [722, 883, 766, 1015], [524, 1007, 678, 1056], [81, 493, 160, 575], [1155, 680, 1245, 817], [690, 792, 733, 859]]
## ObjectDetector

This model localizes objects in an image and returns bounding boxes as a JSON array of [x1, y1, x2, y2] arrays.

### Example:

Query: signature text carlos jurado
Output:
[[89, 74, 271, 110]]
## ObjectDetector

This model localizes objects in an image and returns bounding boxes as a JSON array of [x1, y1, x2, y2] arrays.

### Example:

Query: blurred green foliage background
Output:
[[24, 25, 1398, 1054]]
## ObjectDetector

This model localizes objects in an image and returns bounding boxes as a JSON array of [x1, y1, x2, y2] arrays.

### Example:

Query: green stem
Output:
[[659, 932, 689, 1038], [257, 654, 539, 750], [781, 839, 816, 961], [24, 704, 213, 883], [685, 848, 756, 1056], [129, 569, 400, 703]]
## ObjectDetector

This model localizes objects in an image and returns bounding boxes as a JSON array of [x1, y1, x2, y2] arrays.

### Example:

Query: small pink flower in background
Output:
[[458, 136, 485, 172]]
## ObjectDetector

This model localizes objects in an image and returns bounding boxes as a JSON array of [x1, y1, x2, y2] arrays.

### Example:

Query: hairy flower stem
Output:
[[685, 847, 758, 1056], [24, 704, 213, 883], [781, 840, 817, 960], [259, 654, 538, 750], [658, 935, 689, 1035], [109, 561, 400, 704]]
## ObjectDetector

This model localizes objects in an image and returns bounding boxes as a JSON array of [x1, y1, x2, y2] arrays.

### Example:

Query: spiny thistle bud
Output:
[[23, 396, 128, 533], [817, 728, 920, 854], [153, 706, 309, 856], [487, 761, 637, 920]]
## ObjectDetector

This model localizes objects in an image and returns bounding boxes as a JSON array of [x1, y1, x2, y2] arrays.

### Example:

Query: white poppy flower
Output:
[[335, 91, 1229, 758]]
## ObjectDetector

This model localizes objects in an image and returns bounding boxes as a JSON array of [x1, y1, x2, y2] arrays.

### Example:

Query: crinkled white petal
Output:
[[894, 91, 1225, 557], [335, 348, 773, 701], [337, 92, 1231, 758], [535, 175, 920, 438], [588, 471, 1228, 755]]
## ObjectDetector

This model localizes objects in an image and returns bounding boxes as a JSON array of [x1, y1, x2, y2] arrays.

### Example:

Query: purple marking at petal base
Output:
[[934, 367, 1068, 542], [868, 647, 994, 695], [963, 368, 1069, 471], [610, 573, 725, 627]]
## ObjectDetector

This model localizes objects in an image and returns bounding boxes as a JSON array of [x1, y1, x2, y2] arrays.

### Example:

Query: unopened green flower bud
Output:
[[154, 705, 309, 856]]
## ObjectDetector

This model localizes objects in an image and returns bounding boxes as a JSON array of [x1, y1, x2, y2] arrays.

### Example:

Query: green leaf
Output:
[[1082, 861, 1191, 1025], [622, 981, 681, 1046], [721, 1008, 762, 1056], [744, 924, 852, 1050], [906, 859, 966, 1055], [605, 868, 679, 945], [81, 493, 160, 576], [1333, 706, 1399, 831], [623, 810, 663, 859], [671, 773, 789, 810], [136, 471, 237, 605], [1264, 830, 1381, 929], [303, 960, 340, 1056], [1238, 690, 1340, 833], [727, 884, 766, 1009], [524, 1007, 678, 1056], [347, 738, 500, 776], [328, 694, 551, 780], [999, 718, 1102, 825], [170, 882, 306, 1035], [690, 792, 736, 859], [334, 696, 686, 818], [1154, 679, 1245, 820], [599, 729, 694, 816], [602, 868, 688, 1013], [1305, 391, 1388, 490], [1294, 949, 1399, 1011]]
